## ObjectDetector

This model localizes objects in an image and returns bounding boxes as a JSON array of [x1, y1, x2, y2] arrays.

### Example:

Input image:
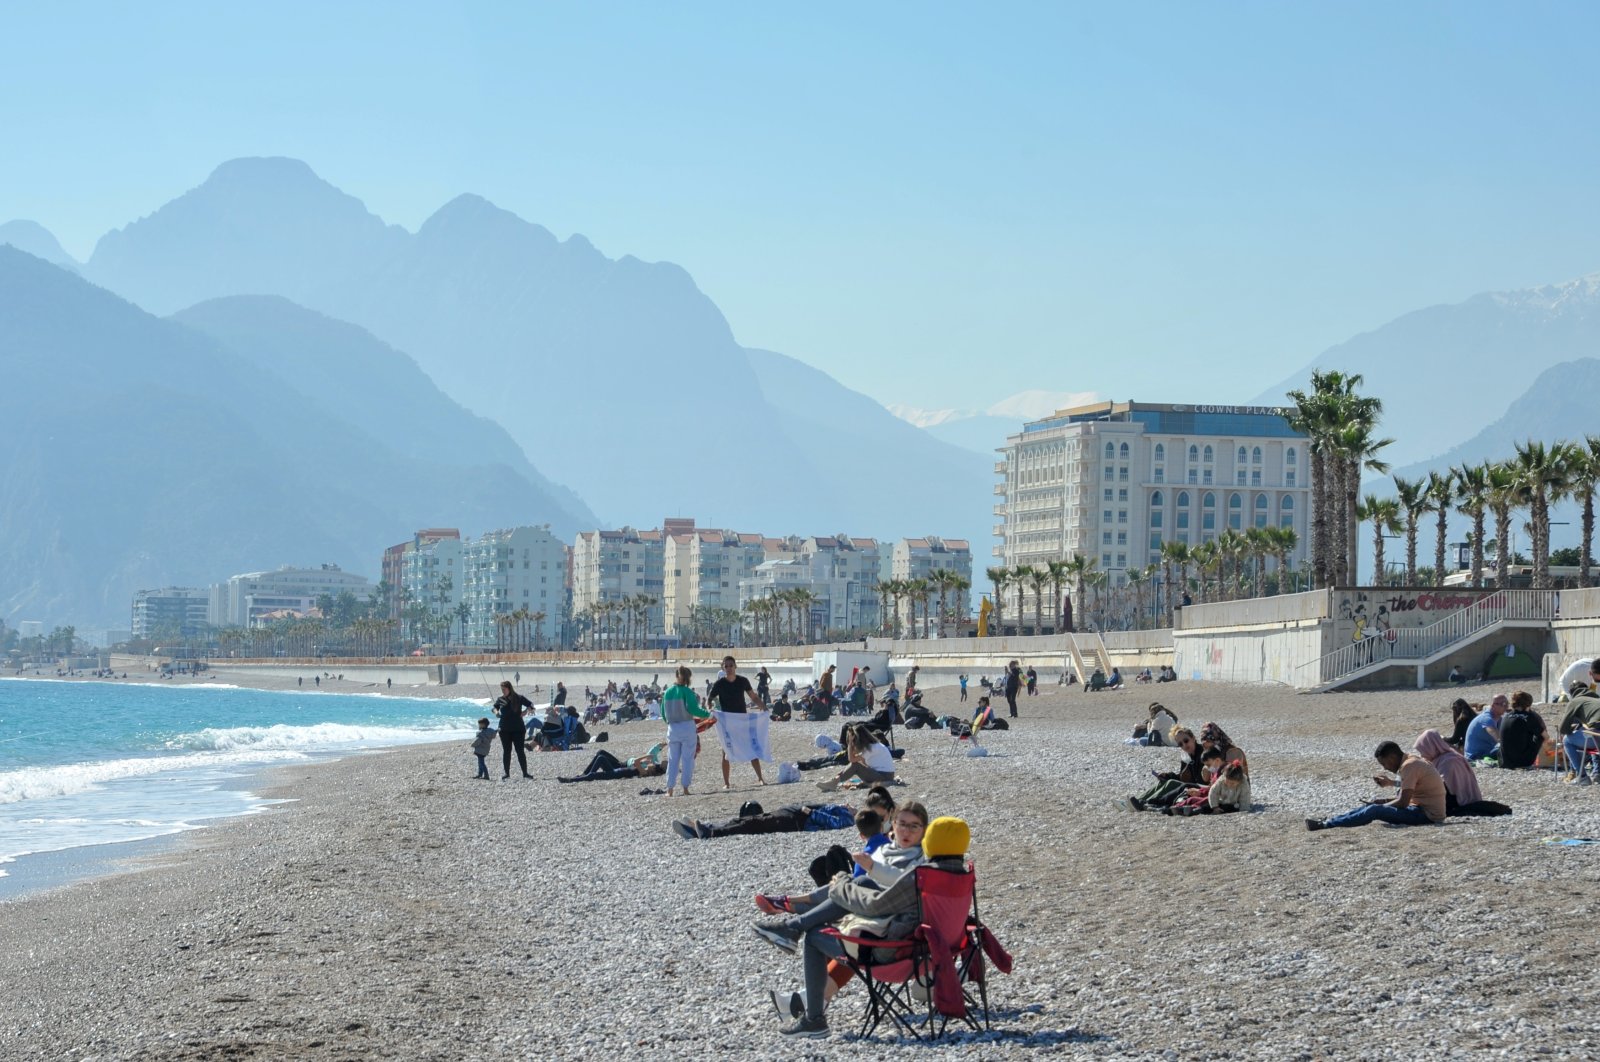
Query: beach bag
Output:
[[777, 762, 800, 784]]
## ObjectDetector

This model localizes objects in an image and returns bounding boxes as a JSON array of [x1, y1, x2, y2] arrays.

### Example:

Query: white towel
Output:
[[715, 710, 774, 762]]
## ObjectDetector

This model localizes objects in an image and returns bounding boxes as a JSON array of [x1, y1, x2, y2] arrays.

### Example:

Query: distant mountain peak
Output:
[[0, 220, 78, 271], [1487, 273, 1600, 313]]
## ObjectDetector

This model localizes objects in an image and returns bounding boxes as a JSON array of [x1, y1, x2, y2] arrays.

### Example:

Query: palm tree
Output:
[[1358, 494, 1402, 587], [1268, 525, 1298, 592], [1189, 541, 1218, 601], [1332, 421, 1392, 585], [1485, 461, 1520, 585], [1511, 439, 1572, 589], [1064, 553, 1094, 633], [1045, 559, 1070, 633], [1569, 438, 1600, 587], [1008, 564, 1032, 633], [1425, 470, 1455, 588], [928, 569, 953, 638], [1160, 540, 1190, 618], [1126, 567, 1146, 628], [1393, 475, 1427, 585], [1451, 464, 1491, 589], [1244, 526, 1273, 597], [1026, 566, 1048, 636], [1287, 370, 1387, 587], [946, 573, 971, 634], [984, 567, 1009, 636]]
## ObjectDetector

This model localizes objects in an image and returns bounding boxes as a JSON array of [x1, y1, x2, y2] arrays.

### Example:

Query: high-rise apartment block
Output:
[[131, 587, 211, 639], [459, 526, 565, 646], [994, 400, 1310, 582], [891, 536, 973, 628]]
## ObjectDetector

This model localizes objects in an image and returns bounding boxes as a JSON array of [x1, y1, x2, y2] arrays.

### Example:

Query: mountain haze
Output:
[[0, 248, 591, 627], [1256, 275, 1600, 466], [79, 159, 993, 545], [0, 220, 77, 271]]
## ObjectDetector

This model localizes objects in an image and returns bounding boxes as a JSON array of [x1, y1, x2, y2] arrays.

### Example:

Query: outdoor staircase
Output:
[[1295, 590, 1558, 692]]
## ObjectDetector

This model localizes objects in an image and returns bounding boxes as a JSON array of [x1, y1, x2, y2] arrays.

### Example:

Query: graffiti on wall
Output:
[[1334, 589, 1500, 645]]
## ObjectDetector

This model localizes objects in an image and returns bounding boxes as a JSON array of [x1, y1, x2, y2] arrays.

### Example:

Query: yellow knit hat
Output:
[[922, 816, 971, 859]]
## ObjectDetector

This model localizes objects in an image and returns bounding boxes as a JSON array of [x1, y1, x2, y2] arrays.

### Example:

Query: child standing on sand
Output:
[[470, 718, 495, 780]]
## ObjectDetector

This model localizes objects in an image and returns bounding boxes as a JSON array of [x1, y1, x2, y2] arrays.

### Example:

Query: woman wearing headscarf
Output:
[[1199, 721, 1248, 775], [1409, 728, 1482, 810]]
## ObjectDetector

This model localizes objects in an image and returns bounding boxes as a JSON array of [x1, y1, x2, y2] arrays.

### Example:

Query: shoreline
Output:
[[1, 679, 1594, 1058]]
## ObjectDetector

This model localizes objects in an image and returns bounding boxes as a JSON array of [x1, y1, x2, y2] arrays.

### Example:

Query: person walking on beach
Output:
[[553, 681, 568, 706], [959, 674, 969, 702], [493, 681, 534, 780], [1003, 660, 1022, 718], [757, 667, 772, 707], [662, 665, 711, 796], [470, 717, 495, 780], [710, 656, 767, 788]]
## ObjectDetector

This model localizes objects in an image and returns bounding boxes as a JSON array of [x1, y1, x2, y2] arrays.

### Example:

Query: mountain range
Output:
[[0, 247, 592, 625]]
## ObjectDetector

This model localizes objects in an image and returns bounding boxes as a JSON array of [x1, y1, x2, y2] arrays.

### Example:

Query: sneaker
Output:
[[1563, 771, 1579, 784], [778, 1014, 828, 1039], [671, 819, 696, 840], [753, 922, 803, 954], [1304, 818, 1324, 832], [1129, 796, 1146, 812], [693, 820, 713, 838], [817, 778, 840, 793], [770, 989, 804, 1020]]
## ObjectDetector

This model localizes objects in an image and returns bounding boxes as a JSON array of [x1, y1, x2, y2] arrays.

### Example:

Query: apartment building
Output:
[[891, 536, 974, 628], [131, 586, 211, 639], [207, 565, 374, 629], [994, 401, 1310, 584], [459, 526, 564, 647]]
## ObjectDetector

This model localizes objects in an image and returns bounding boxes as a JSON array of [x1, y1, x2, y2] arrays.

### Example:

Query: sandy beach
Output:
[[1, 677, 1595, 1060]]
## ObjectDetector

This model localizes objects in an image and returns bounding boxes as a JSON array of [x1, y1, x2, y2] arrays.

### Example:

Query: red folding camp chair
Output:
[[822, 864, 1012, 1041]]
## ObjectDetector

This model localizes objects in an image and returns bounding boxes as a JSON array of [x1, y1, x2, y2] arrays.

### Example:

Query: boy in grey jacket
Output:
[[470, 718, 495, 780]]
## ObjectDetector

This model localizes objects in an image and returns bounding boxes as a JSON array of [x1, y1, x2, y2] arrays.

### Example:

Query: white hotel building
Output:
[[994, 401, 1311, 583]]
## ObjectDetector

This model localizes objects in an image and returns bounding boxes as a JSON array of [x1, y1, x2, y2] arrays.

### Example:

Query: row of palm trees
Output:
[[1362, 438, 1599, 590], [1286, 369, 1392, 588], [873, 569, 972, 639], [742, 589, 824, 644], [492, 607, 549, 652], [577, 596, 659, 650], [215, 616, 401, 658], [984, 524, 1303, 633]]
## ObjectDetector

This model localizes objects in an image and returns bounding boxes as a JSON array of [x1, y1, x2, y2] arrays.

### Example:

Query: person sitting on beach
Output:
[[818, 723, 897, 792], [1199, 721, 1249, 775], [1497, 690, 1548, 770], [529, 706, 565, 750], [556, 745, 667, 783], [1558, 666, 1600, 784], [1157, 747, 1225, 815], [1306, 740, 1446, 831], [1088, 668, 1107, 691], [1164, 751, 1249, 816], [757, 815, 971, 1040], [1108, 667, 1124, 689], [1445, 698, 1477, 750], [1136, 668, 1153, 684], [1123, 726, 1206, 811], [671, 801, 858, 840], [798, 786, 899, 885], [1462, 695, 1506, 762], [757, 801, 929, 1022], [1448, 665, 1466, 684], [1406, 728, 1507, 817], [470, 717, 495, 780], [1127, 702, 1178, 746]]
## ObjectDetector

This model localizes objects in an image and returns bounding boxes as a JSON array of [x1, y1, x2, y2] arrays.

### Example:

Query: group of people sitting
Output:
[[1445, 664, 1600, 784], [1120, 721, 1252, 815]]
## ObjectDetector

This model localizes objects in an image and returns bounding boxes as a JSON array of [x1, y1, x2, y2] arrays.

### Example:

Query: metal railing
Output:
[[1295, 590, 1558, 687]]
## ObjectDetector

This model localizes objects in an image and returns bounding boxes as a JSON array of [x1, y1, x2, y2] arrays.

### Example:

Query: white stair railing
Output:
[[1296, 590, 1558, 687]]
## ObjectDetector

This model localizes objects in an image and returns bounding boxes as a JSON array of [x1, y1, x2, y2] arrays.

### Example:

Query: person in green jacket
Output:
[[662, 664, 711, 796]]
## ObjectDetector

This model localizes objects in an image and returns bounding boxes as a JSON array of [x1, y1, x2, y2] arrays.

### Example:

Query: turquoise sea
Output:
[[0, 678, 480, 886]]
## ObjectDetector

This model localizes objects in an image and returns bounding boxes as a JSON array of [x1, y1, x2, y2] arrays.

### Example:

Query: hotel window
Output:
[[1150, 533, 1162, 550], [1118, 488, 1128, 502], [1154, 467, 1164, 483], [1102, 552, 1112, 566], [1119, 466, 1130, 481], [1118, 510, 1128, 523], [1177, 511, 1190, 530], [1119, 442, 1130, 460], [1251, 469, 1262, 486], [1104, 465, 1114, 480], [1237, 446, 1248, 465], [1228, 493, 1243, 530], [1116, 553, 1126, 567], [1104, 488, 1113, 500], [1236, 468, 1248, 486], [1280, 495, 1295, 527], [1105, 442, 1115, 459], [1255, 493, 1269, 528], [1188, 468, 1199, 483], [1203, 445, 1214, 463], [1104, 510, 1113, 522], [1117, 531, 1127, 545], [1150, 511, 1163, 528], [1287, 447, 1298, 465], [1203, 468, 1213, 485], [1154, 442, 1165, 466], [1152, 491, 1163, 507], [1188, 445, 1199, 463], [1177, 491, 1189, 507], [1103, 531, 1113, 544], [1253, 446, 1263, 464], [1286, 469, 1296, 487]]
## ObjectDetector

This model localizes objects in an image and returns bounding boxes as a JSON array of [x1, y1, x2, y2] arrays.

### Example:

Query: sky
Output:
[[5, 1, 1600, 413]]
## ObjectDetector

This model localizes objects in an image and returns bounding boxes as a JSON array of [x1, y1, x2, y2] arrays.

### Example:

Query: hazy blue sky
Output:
[[6, 1, 1600, 412]]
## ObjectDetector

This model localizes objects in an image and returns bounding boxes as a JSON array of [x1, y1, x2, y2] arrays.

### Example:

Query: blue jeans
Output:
[[801, 927, 848, 1022], [1323, 803, 1431, 829], [474, 755, 488, 779], [1563, 732, 1600, 775]]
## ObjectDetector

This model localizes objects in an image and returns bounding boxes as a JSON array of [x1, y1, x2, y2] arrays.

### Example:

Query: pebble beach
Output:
[[1, 678, 1596, 1060]]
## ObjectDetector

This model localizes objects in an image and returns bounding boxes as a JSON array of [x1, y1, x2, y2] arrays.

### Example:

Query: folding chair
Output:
[[822, 864, 1011, 1041]]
